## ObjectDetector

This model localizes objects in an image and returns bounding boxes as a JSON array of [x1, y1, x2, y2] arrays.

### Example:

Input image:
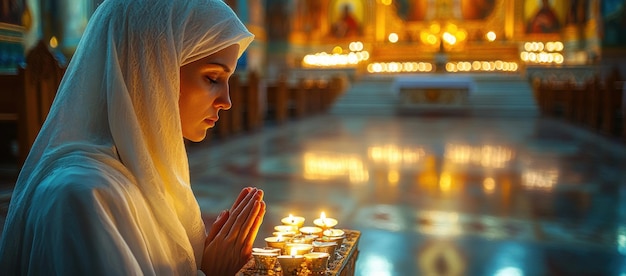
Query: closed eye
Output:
[[206, 76, 218, 84]]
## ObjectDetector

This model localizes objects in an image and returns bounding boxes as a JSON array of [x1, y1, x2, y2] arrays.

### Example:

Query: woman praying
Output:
[[0, 0, 265, 275]]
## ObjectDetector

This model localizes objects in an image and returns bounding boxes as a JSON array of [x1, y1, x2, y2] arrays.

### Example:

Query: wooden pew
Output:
[[0, 41, 67, 165], [584, 76, 603, 130], [289, 79, 307, 119], [600, 68, 623, 137], [265, 75, 288, 124], [242, 70, 263, 131]]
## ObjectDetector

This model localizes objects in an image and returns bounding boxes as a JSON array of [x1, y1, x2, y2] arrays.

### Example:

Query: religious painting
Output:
[[394, 0, 427, 21], [330, 0, 364, 38], [524, 0, 566, 34], [461, 0, 496, 20], [1, 0, 24, 25], [602, 0, 626, 46]]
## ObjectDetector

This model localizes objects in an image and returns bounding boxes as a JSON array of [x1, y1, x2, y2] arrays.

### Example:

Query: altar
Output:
[[392, 75, 476, 114]]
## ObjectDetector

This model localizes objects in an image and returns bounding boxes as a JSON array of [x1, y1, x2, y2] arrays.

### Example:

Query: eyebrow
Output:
[[205, 62, 232, 73]]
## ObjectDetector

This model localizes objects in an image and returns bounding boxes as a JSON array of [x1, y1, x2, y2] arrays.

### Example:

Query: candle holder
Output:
[[299, 226, 323, 237], [281, 215, 305, 230], [284, 243, 313, 256], [290, 234, 316, 244], [304, 252, 330, 274], [313, 217, 338, 230], [275, 225, 298, 233], [272, 231, 297, 239], [312, 240, 338, 263], [265, 236, 286, 252], [253, 247, 282, 254], [252, 252, 279, 272], [316, 235, 344, 249], [277, 254, 304, 276], [323, 229, 345, 238]]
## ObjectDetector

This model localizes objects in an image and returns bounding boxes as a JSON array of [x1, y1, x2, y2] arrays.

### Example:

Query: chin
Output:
[[184, 132, 208, 143]]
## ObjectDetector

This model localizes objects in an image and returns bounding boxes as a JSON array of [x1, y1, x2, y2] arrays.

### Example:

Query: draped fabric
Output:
[[0, 0, 253, 274]]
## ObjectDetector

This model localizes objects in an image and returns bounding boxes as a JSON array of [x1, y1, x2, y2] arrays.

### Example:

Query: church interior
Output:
[[1, 0, 626, 275]]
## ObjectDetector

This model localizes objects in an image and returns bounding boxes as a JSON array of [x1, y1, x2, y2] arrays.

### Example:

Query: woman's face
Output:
[[179, 44, 240, 142]]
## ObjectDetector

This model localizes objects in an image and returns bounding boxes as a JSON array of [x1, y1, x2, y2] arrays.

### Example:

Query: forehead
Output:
[[199, 44, 240, 71]]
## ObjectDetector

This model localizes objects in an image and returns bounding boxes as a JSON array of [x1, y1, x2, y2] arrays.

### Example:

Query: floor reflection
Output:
[[187, 115, 626, 276]]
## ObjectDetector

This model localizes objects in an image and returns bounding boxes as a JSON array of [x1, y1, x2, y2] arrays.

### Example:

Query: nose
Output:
[[214, 85, 232, 110]]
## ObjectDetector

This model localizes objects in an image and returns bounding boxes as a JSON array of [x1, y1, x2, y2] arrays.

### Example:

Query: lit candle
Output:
[[313, 212, 338, 229], [299, 226, 323, 237], [323, 228, 345, 238], [265, 234, 286, 252], [277, 247, 305, 276], [275, 225, 297, 233], [281, 214, 305, 230], [284, 243, 313, 256], [272, 231, 297, 238]]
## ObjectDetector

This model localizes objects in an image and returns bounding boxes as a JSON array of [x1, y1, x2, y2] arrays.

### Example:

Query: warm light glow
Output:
[[366, 62, 433, 73], [49, 36, 59, 48], [332, 46, 343, 54], [417, 210, 461, 236], [439, 172, 452, 192], [388, 33, 399, 43], [444, 144, 514, 168], [382, 0, 393, 5], [442, 32, 456, 45], [522, 169, 558, 190], [486, 31, 496, 42], [303, 151, 368, 183], [521, 41, 564, 65], [429, 23, 440, 34], [290, 247, 297, 257], [483, 177, 496, 193], [320, 212, 326, 220], [388, 170, 400, 184]]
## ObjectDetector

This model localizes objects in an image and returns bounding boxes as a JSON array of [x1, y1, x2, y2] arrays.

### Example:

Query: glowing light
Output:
[[388, 33, 399, 43], [388, 170, 399, 184], [495, 267, 523, 276], [524, 42, 532, 52], [486, 31, 496, 41], [49, 36, 59, 48], [442, 32, 456, 45], [618, 226, 626, 254], [522, 169, 558, 190], [429, 23, 440, 34], [360, 254, 393, 276], [381, 0, 393, 6], [303, 151, 368, 183], [332, 46, 343, 54], [554, 41, 564, 51], [483, 177, 496, 193]]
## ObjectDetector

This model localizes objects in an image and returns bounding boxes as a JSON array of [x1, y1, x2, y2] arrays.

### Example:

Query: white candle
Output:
[[313, 211, 338, 229]]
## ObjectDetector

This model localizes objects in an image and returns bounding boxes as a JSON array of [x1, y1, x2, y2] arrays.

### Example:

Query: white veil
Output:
[[0, 0, 253, 273]]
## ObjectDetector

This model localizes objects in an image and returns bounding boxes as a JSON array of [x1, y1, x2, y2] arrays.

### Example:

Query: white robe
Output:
[[0, 0, 253, 274]]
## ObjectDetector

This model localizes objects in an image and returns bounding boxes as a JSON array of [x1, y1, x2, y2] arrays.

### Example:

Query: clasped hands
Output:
[[201, 187, 266, 276]]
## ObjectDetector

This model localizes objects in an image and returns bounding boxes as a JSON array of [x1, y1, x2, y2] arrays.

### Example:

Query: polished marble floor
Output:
[[1, 109, 625, 275], [186, 113, 626, 276]]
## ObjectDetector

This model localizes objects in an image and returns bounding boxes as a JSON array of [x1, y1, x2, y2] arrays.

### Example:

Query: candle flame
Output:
[[320, 212, 326, 220], [289, 214, 294, 224], [290, 247, 297, 257], [277, 233, 282, 242]]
